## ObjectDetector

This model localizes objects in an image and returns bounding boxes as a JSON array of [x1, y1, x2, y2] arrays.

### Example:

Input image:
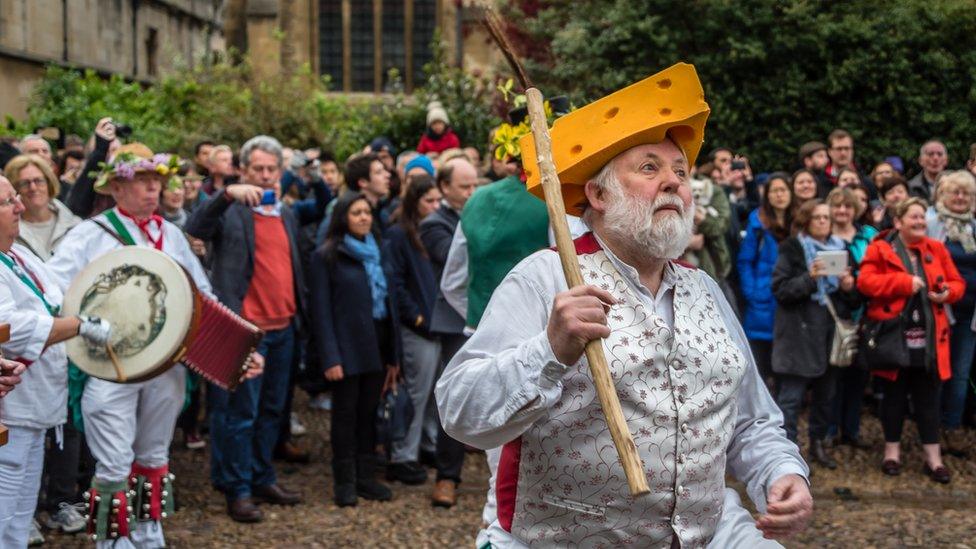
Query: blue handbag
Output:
[[376, 383, 414, 445]]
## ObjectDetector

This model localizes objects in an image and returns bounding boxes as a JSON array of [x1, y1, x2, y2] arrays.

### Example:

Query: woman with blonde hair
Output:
[[926, 170, 976, 456], [4, 154, 81, 260]]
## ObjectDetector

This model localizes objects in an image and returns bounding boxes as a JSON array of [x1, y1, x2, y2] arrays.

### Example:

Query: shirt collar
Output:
[[592, 232, 678, 301]]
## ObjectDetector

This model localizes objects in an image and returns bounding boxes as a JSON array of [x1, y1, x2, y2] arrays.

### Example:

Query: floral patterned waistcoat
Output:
[[498, 246, 747, 548]]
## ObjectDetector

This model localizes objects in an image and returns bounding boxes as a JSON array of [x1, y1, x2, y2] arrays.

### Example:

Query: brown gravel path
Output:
[[47, 395, 976, 548]]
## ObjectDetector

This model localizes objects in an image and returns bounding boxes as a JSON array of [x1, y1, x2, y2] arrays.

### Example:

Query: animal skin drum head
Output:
[[62, 247, 195, 382]]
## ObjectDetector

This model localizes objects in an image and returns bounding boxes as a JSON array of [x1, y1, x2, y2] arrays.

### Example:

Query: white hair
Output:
[[583, 156, 694, 260]]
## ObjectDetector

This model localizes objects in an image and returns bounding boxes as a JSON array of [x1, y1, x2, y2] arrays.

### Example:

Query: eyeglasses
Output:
[[830, 146, 853, 151], [0, 195, 22, 208], [14, 178, 46, 190], [811, 214, 831, 221]]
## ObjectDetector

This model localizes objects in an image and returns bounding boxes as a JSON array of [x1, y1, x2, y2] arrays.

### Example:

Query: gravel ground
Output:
[[47, 394, 976, 548]]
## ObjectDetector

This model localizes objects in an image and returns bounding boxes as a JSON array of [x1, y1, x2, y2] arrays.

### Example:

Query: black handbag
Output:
[[857, 311, 910, 369], [375, 382, 414, 446], [857, 235, 928, 370]]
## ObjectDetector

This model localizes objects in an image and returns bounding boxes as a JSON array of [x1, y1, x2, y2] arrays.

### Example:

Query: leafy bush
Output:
[[505, 0, 976, 172], [14, 46, 501, 162]]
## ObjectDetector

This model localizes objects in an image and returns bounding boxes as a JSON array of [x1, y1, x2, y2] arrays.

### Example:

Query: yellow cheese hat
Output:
[[519, 62, 710, 216]]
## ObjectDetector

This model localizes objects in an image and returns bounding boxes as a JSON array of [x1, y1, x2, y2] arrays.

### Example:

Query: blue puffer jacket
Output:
[[736, 209, 781, 341]]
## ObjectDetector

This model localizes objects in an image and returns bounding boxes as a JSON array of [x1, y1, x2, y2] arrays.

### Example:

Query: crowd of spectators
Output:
[[1, 94, 975, 545]]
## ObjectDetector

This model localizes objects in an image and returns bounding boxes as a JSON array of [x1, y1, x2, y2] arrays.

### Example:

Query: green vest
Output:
[[461, 175, 550, 327]]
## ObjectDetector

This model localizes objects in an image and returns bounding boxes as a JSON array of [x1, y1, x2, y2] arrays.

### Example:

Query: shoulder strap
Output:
[[91, 219, 132, 247]]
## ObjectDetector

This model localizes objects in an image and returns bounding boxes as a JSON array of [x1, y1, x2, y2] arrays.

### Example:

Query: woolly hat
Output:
[[426, 101, 450, 126], [405, 155, 436, 178], [519, 62, 710, 216]]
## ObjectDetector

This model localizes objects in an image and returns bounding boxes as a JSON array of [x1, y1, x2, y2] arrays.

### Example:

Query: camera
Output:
[[730, 160, 746, 170], [113, 123, 133, 139]]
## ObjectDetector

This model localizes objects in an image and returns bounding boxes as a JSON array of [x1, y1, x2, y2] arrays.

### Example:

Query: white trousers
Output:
[[0, 426, 45, 548], [83, 365, 185, 549]]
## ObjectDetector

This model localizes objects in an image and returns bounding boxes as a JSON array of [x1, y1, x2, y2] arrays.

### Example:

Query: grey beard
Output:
[[602, 188, 694, 260]]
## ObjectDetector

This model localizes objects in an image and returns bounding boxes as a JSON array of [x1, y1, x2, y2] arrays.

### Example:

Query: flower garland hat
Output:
[[519, 62, 710, 216], [92, 142, 182, 195]]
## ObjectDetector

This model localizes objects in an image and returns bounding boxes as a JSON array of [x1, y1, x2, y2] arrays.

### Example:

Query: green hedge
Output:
[[507, 0, 976, 171], [11, 48, 500, 161]]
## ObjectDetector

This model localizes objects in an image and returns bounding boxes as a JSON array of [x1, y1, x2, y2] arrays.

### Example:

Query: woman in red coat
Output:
[[857, 197, 965, 483]]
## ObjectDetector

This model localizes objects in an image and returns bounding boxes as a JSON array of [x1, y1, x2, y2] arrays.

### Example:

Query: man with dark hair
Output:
[[346, 152, 391, 228], [825, 129, 857, 183], [908, 139, 948, 200], [709, 147, 733, 174], [186, 135, 306, 523], [193, 140, 215, 177]]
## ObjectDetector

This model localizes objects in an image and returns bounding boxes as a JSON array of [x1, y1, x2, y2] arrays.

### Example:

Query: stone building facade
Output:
[[0, 0, 224, 119], [227, 0, 499, 93]]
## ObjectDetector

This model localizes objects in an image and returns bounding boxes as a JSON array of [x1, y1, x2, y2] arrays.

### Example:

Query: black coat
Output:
[[771, 237, 859, 378], [184, 189, 308, 330], [383, 225, 437, 337], [420, 204, 466, 335], [309, 242, 401, 377]]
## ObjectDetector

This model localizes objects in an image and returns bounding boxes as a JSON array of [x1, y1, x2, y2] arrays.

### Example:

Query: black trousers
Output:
[[41, 417, 94, 513], [775, 368, 838, 443], [434, 333, 469, 483], [331, 371, 385, 461], [880, 368, 941, 444], [749, 339, 773, 382]]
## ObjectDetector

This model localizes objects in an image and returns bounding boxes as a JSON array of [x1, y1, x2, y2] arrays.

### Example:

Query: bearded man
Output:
[[436, 64, 811, 548]]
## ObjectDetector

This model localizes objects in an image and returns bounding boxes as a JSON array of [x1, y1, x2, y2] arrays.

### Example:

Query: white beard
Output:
[[601, 183, 694, 260]]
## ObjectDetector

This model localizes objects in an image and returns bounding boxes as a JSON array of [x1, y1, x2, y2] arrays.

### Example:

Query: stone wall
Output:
[[0, 0, 224, 119]]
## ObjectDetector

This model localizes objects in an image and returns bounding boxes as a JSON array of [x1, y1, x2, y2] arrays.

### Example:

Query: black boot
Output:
[[810, 439, 837, 469], [332, 458, 358, 507], [356, 454, 392, 501]]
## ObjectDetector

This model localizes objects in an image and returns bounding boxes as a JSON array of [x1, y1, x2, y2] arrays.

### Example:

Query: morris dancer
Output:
[[47, 144, 262, 548], [0, 174, 110, 546], [436, 64, 812, 547]]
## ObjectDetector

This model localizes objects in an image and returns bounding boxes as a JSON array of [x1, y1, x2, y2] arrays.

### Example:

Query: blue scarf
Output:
[[343, 233, 388, 319], [799, 232, 845, 305]]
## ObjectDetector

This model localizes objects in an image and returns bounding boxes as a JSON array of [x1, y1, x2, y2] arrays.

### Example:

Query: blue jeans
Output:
[[942, 315, 976, 429], [209, 323, 295, 500]]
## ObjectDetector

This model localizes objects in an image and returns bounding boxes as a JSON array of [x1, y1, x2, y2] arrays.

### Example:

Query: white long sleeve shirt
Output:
[[436, 232, 807, 545]]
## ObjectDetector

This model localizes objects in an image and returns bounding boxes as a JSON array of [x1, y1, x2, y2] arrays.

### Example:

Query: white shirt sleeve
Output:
[[702, 273, 810, 513], [0, 280, 54, 362], [435, 251, 571, 450], [440, 223, 469, 320], [45, 221, 97, 292]]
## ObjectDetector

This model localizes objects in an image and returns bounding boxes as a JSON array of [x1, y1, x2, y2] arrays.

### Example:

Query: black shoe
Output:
[[387, 461, 428, 485], [923, 463, 951, 484], [881, 459, 901, 476], [356, 454, 393, 501], [333, 459, 358, 507], [810, 439, 837, 469]]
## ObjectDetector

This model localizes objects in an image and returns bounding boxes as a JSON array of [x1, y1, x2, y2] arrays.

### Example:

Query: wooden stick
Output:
[[105, 343, 127, 383], [524, 88, 649, 496]]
